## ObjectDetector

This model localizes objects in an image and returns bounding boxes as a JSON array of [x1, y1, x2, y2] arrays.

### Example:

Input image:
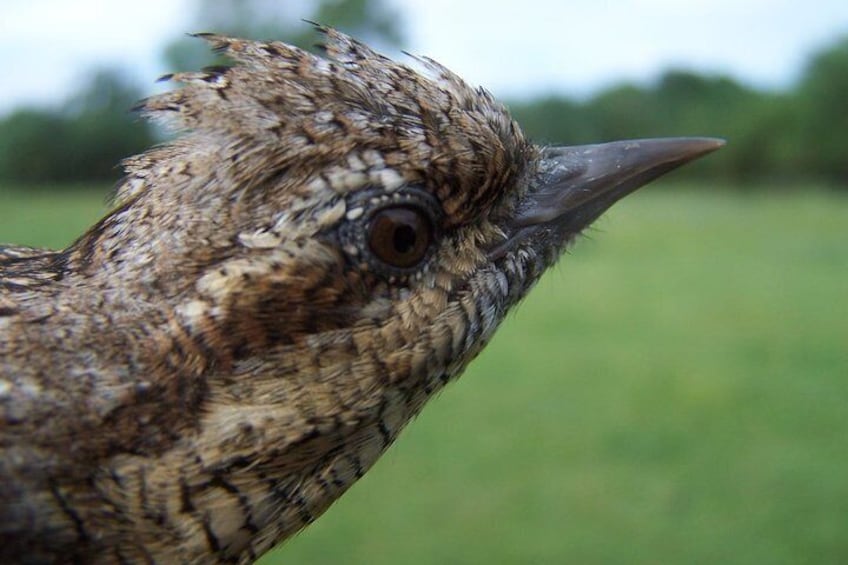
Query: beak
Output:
[[490, 137, 724, 259]]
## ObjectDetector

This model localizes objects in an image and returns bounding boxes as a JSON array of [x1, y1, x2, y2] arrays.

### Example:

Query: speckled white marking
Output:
[[238, 230, 283, 249], [315, 200, 346, 228], [345, 207, 364, 220], [377, 168, 404, 192]]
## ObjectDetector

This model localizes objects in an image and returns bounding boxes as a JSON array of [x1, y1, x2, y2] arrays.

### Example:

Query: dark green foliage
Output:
[[795, 36, 848, 184], [0, 70, 153, 186], [507, 96, 594, 146]]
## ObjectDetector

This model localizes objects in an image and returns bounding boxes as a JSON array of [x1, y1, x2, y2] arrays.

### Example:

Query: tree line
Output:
[[509, 35, 848, 188], [0, 0, 845, 189]]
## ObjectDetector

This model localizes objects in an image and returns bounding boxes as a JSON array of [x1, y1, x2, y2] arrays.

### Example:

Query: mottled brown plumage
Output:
[[0, 28, 721, 563]]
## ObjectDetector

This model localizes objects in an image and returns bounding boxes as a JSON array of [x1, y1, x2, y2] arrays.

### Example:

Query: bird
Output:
[[0, 27, 722, 564]]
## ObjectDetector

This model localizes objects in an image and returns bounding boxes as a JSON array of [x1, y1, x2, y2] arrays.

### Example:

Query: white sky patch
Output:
[[0, 0, 191, 112], [1, 0, 847, 113], [397, 0, 848, 98]]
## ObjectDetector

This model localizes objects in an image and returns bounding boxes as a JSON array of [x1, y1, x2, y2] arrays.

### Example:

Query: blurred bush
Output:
[[0, 69, 153, 185]]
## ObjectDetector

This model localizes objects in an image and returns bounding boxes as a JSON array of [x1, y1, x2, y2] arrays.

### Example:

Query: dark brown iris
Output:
[[368, 206, 433, 269]]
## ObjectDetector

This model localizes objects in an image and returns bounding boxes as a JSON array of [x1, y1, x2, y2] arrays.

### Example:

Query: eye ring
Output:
[[338, 186, 443, 279]]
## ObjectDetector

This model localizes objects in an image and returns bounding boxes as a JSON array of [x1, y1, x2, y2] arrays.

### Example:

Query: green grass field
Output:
[[1, 184, 846, 564]]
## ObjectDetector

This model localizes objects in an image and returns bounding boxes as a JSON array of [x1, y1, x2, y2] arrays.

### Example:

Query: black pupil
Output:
[[368, 205, 433, 270], [393, 224, 417, 254]]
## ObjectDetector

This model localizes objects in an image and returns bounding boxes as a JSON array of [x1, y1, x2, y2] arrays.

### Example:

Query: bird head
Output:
[[104, 28, 720, 383], [49, 27, 722, 558]]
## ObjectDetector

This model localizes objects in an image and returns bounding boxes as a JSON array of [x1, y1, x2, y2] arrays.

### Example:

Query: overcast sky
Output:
[[1, 0, 847, 114]]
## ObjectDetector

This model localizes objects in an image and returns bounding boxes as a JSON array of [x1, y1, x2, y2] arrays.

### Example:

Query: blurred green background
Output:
[[1, 1, 847, 563]]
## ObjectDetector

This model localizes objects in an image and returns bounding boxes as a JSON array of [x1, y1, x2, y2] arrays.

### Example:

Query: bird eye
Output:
[[368, 206, 433, 269]]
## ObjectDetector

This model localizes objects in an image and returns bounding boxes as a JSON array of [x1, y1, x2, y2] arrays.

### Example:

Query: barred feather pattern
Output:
[[0, 28, 554, 563], [0, 21, 723, 558]]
